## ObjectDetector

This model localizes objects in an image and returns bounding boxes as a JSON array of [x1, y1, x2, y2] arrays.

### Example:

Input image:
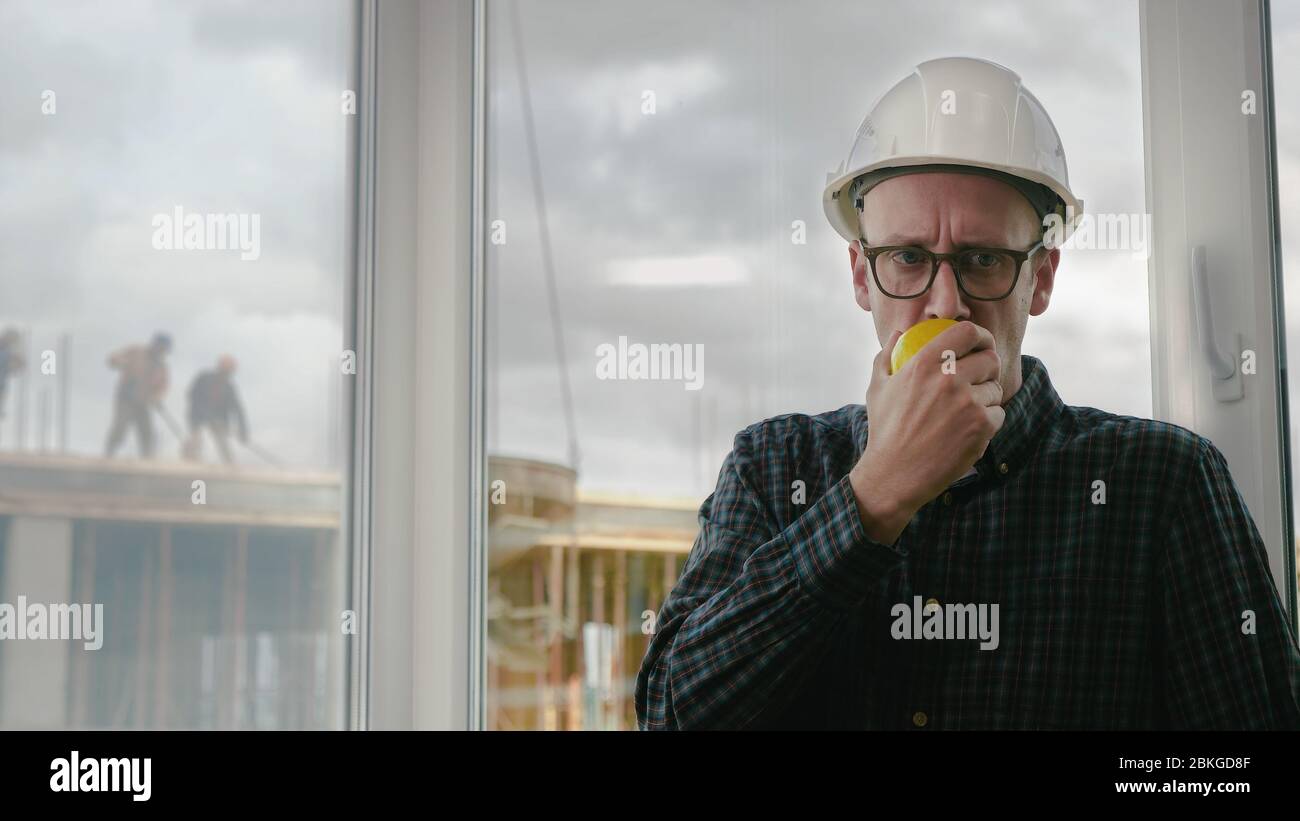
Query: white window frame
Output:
[[1141, 0, 1296, 627], [355, 0, 1300, 728], [356, 0, 485, 730]]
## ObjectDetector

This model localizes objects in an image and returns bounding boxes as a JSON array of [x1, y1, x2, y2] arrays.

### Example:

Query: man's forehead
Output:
[[860, 173, 1039, 245], [867, 228, 1021, 247]]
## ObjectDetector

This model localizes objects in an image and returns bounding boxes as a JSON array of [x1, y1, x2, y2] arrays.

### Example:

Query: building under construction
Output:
[[0, 451, 347, 729], [0, 450, 696, 730], [486, 456, 696, 731]]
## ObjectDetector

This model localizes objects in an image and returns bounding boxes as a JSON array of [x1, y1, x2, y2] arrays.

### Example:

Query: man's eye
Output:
[[890, 250, 927, 266], [966, 252, 1002, 269]]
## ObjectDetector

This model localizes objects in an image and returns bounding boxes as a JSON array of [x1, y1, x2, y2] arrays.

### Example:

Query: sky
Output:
[[3, 0, 1300, 502], [486, 0, 1152, 497], [0, 0, 353, 467]]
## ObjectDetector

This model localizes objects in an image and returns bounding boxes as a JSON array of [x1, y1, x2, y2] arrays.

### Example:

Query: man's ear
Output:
[[1028, 247, 1059, 316], [850, 240, 872, 312]]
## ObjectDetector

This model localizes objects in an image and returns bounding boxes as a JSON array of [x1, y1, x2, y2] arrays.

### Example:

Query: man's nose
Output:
[[924, 260, 970, 320]]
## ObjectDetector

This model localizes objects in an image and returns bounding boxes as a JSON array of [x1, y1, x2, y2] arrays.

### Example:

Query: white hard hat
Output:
[[823, 56, 1084, 245]]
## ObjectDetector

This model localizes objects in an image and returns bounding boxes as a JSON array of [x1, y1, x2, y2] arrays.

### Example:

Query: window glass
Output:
[[484, 0, 1148, 730], [0, 0, 357, 729]]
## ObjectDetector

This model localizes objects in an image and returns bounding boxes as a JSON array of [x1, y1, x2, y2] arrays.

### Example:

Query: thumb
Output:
[[874, 329, 903, 379]]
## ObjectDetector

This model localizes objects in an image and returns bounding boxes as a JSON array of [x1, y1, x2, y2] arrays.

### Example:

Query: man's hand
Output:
[[849, 321, 1005, 544]]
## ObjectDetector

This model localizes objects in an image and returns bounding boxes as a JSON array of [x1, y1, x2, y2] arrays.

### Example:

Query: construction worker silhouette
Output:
[[104, 332, 172, 459], [183, 355, 248, 464]]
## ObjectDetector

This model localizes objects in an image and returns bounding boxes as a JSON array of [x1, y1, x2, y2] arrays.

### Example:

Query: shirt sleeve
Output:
[[1158, 436, 1300, 728], [634, 427, 908, 730]]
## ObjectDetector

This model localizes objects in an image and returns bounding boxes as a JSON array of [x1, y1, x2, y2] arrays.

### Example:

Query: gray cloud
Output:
[[0, 0, 353, 464], [5, 0, 1298, 501], [487, 0, 1152, 496]]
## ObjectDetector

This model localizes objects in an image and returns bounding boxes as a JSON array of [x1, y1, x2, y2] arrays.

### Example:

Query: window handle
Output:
[[1190, 245, 1244, 401]]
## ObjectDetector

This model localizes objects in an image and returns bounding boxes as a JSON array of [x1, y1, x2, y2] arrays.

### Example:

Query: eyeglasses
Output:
[[857, 235, 1046, 301]]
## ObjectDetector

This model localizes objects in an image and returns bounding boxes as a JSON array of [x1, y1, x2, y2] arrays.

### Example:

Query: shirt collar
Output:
[[853, 353, 1063, 481], [979, 354, 1063, 477]]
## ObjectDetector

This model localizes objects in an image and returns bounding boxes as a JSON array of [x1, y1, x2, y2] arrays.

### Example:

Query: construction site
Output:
[[0, 328, 698, 730]]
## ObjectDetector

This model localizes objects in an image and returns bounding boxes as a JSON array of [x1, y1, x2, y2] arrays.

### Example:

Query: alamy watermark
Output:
[[1043, 206, 1152, 260], [891, 596, 999, 650], [50, 751, 150, 802], [151, 205, 261, 261], [0, 596, 104, 650], [595, 336, 704, 391]]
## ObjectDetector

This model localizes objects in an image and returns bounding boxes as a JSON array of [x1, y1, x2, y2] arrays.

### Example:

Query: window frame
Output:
[[358, 0, 1300, 727], [1141, 0, 1297, 628], [358, 0, 484, 730]]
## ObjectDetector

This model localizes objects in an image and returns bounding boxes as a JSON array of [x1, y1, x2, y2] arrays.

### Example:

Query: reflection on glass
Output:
[[486, 457, 690, 729]]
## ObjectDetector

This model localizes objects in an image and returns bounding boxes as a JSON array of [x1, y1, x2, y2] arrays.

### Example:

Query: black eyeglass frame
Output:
[[857, 235, 1048, 301]]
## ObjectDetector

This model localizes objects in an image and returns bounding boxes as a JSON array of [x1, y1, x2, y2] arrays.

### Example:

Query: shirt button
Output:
[[912, 711, 928, 728], [942, 492, 952, 505], [998, 462, 1009, 474], [924, 597, 940, 613]]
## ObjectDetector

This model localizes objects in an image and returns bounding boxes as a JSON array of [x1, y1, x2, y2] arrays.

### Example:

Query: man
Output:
[[636, 57, 1300, 729], [183, 355, 248, 464], [104, 332, 172, 459]]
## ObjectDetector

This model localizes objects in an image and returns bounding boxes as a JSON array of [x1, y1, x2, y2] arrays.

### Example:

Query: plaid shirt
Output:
[[636, 354, 1300, 729]]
